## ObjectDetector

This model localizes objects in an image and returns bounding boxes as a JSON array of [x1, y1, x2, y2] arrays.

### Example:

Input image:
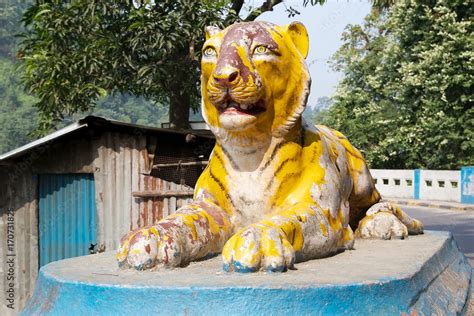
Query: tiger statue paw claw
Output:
[[356, 202, 424, 240], [117, 224, 185, 270], [116, 227, 161, 271], [222, 224, 295, 273], [356, 212, 408, 240]]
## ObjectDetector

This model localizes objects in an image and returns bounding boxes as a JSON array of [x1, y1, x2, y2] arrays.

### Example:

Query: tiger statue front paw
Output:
[[116, 224, 183, 270], [356, 212, 408, 240], [222, 224, 295, 272], [355, 202, 424, 240]]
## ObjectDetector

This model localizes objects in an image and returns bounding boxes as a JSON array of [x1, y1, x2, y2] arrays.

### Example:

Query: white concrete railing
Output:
[[419, 170, 460, 202], [370, 167, 473, 204], [370, 169, 414, 199]]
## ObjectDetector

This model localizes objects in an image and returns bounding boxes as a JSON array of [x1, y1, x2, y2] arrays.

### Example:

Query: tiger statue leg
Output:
[[117, 198, 233, 270], [323, 125, 424, 241]]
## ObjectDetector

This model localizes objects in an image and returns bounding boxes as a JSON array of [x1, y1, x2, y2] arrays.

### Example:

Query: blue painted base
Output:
[[22, 231, 472, 315]]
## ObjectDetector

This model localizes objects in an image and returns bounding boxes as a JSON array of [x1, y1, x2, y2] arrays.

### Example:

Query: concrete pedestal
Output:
[[23, 231, 472, 315]]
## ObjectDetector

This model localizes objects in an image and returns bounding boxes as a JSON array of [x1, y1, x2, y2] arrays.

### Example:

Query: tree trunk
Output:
[[168, 83, 191, 129]]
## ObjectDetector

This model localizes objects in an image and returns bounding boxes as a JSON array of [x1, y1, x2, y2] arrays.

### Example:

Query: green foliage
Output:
[[0, 0, 180, 153], [0, 0, 30, 58], [0, 0, 172, 154], [326, 1, 473, 169], [62, 94, 169, 128], [0, 58, 38, 154], [19, 0, 231, 132]]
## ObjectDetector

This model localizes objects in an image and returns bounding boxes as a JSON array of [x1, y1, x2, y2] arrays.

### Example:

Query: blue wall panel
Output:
[[414, 169, 420, 200], [461, 166, 474, 204], [38, 174, 97, 267]]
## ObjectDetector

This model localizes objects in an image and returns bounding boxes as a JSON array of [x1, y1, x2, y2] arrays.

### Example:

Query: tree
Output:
[[0, 1, 170, 153], [19, 1, 222, 131], [326, 1, 473, 169], [0, 0, 30, 58], [0, 58, 38, 154], [303, 96, 332, 123], [22, 0, 379, 133]]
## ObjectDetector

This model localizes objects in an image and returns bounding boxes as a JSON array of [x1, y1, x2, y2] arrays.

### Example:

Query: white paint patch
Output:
[[298, 206, 338, 260], [227, 166, 276, 227]]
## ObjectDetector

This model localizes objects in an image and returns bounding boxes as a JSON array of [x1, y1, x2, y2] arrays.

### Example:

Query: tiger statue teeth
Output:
[[117, 21, 424, 273]]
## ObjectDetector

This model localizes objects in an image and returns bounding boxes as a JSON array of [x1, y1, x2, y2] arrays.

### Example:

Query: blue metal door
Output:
[[38, 174, 97, 267]]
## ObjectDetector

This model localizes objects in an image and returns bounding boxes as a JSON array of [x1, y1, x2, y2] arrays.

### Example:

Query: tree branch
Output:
[[244, 0, 283, 22], [230, 0, 245, 16], [359, 30, 371, 51]]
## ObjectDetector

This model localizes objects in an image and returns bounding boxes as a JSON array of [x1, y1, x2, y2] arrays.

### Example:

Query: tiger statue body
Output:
[[117, 21, 423, 272]]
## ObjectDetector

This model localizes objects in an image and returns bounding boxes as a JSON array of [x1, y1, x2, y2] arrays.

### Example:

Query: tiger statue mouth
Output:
[[216, 99, 266, 116]]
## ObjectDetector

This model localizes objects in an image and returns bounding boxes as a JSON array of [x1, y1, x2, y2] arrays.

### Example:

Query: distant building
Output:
[[0, 116, 214, 313]]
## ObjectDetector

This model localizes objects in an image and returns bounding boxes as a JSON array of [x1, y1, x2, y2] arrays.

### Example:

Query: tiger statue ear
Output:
[[284, 22, 309, 59], [205, 25, 221, 40]]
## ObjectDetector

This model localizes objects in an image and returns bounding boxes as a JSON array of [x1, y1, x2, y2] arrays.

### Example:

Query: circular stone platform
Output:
[[23, 231, 472, 315]]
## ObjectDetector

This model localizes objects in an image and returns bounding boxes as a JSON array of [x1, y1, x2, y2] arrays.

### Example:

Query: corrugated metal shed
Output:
[[0, 168, 38, 315], [92, 131, 200, 252]]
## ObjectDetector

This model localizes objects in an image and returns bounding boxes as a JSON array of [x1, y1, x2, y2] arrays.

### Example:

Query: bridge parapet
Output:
[[370, 167, 473, 204]]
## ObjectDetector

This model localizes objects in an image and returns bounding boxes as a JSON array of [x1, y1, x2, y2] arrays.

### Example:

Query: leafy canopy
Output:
[[0, 58, 38, 154], [0, 0, 170, 153], [24, 0, 401, 132], [324, 0, 473, 169], [20, 0, 233, 132]]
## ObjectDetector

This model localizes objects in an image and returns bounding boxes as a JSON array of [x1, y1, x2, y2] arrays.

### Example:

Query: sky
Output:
[[241, 0, 372, 108]]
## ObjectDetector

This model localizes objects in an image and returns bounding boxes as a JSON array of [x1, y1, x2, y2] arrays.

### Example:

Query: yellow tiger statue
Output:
[[117, 21, 423, 272]]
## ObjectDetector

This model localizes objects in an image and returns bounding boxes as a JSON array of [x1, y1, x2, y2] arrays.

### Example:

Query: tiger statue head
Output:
[[201, 21, 311, 145]]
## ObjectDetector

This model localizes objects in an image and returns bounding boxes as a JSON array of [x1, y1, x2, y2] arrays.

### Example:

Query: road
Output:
[[402, 205, 474, 267]]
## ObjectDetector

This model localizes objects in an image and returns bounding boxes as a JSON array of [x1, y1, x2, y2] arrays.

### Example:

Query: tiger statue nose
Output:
[[213, 67, 239, 87]]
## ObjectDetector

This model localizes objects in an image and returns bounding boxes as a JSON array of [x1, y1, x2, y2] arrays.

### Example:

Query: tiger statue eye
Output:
[[203, 47, 216, 57], [253, 45, 268, 54]]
